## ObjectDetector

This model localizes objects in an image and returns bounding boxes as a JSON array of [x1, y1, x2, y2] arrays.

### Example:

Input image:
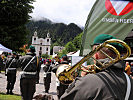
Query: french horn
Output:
[[56, 39, 131, 85]]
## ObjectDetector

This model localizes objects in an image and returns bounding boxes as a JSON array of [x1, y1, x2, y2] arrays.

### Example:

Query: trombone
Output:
[[56, 39, 131, 85]]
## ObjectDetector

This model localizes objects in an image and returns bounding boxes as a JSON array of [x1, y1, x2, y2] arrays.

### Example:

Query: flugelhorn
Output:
[[56, 39, 131, 85]]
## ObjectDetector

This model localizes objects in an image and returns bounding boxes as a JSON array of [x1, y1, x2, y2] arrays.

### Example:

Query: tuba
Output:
[[56, 39, 131, 85]]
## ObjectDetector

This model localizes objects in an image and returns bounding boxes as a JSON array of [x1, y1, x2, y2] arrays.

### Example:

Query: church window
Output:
[[40, 47, 42, 50], [40, 40, 43, 45], [47, 39, 49, 42], [46, 47, 48, 51], [34, 38, 36, 41]]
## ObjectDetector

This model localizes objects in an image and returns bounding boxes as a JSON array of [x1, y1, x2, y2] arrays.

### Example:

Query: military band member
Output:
[[52, 54, 69, 100], [60, 34, 133, 100], [18, 45, 40, 100], [43, 59, 52, 93], [5, 52, 18, 94], [0, 54, 3, 73]]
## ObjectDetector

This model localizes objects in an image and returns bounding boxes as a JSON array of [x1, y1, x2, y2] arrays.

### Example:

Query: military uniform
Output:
[[43, 60, 52, 93], [18, 52, 40, 100], [52, 60, 69, 99], [61, 34, 133, 100], [0, 56, 3, 73], [5, 55, 18, 94], [60, 61, 133, 100]]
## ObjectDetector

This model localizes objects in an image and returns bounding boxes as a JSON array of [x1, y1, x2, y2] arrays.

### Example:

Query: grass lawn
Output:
[[0, 93, 21, 100]]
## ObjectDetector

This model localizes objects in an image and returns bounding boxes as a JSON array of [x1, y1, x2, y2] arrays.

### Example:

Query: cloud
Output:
[[30, 0, 96, 26]]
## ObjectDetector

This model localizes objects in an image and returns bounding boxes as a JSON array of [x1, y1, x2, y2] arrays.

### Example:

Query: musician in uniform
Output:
[[18, 45, 41, 100], [0, 54, 3, 73], [52, 54, 69, 100], [60, 34, 133, 100], [5, 52, 18, 94], [43, 59, 52, 93]]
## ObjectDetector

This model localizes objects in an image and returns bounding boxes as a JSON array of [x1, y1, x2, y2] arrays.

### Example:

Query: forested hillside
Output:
[[26, 19, 83, 46]]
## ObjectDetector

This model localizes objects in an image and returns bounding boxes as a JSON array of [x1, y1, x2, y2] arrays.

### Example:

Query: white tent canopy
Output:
[[0, 44, 12, 53]]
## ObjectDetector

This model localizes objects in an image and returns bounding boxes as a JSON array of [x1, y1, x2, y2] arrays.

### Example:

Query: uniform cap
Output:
[[93, 34, 123, 52], [29, 45, 36, 52], [61, 54, 67, 58], [12, 52, 17, 55], [93, 34, 116, 45]]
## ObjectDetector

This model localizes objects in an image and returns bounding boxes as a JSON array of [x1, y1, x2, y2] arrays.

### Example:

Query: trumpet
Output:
[[56, 39, 131, 85]]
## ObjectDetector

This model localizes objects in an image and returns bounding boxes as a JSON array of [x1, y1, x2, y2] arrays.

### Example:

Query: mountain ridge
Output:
[[26, 18, 83, 46]]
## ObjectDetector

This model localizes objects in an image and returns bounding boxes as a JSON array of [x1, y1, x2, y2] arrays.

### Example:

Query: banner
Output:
[[80, 0, 133, 55]]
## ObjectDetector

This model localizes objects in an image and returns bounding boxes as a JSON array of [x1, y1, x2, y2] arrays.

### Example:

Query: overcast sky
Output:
[[30, 0, 96, 27]]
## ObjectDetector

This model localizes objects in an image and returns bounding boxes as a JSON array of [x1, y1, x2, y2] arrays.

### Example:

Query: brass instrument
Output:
[[56, 39, 131, 85]]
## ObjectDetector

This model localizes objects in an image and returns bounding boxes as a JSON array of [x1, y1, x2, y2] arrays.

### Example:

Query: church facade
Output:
[[32, 31, 51, 56]]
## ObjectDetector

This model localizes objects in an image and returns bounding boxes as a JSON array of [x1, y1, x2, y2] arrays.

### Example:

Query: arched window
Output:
[[46, 47, 48, 51], [40, 40, 43, 45], [47, 39, 49, 42], [40, 47, 42, 50]]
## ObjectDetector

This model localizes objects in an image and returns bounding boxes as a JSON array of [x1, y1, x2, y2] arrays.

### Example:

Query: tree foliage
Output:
[[65, 41, 76, 53], [0, 0, 34, 51], [41, 54, 49, 59], [26, 20, 83, 46], [73, 32, 83, 50], [64, 32, 83, 53], [57, 49, 68, 58]]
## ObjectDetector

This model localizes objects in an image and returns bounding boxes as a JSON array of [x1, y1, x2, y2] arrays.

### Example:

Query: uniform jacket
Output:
[[5, 56, 18, 74], [18, 52, 41, 79], [52, 60, 69, 87], [60, 60, 133, 100], [43, 64, 53, 83], [0, 57, 4, 67], [6, 56, 18, 69], [43, 64, 52, 73]]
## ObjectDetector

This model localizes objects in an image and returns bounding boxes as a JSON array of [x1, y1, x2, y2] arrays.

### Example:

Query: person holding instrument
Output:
[[60, 34, 133, 100], [52, 54, 69, 100]]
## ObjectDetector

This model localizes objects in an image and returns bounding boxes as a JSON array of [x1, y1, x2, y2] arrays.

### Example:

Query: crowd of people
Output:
[[0, 34, 133, 100], [0, 45, 71, 100]]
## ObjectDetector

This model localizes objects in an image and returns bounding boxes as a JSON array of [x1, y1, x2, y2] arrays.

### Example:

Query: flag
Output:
[[80, 0, 133, 56]]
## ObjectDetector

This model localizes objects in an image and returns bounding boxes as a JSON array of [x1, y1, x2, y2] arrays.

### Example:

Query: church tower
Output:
[[32, 31, 38, 45], [31, 31, 51, 56]]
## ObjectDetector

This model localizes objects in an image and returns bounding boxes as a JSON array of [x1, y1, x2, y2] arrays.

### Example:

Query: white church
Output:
[[32, 31, 51, 56]]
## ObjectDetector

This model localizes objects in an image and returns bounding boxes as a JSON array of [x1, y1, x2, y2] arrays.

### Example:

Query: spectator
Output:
[[125, 62, 131, 76]]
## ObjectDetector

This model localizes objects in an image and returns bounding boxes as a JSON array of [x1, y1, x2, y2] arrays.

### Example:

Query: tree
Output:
[[73, 32, 83, 50], [26, 21, 83, 47], [58, 49, 68, 58], [65, 41, 76, 53], [0, 0, 34, 51]]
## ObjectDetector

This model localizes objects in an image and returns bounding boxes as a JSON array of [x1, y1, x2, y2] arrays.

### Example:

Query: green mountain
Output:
[[26, 19, 83, 46]]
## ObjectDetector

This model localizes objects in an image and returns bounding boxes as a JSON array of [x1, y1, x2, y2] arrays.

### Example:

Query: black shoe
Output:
[[10, 91, 14, 95], [6, 91, 9, 94], [45, 90, 49, 93]]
